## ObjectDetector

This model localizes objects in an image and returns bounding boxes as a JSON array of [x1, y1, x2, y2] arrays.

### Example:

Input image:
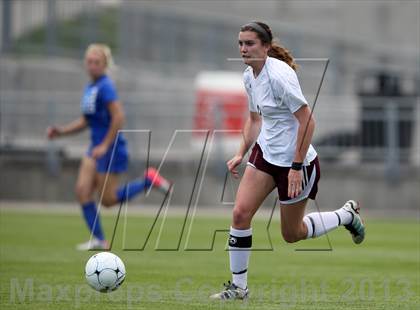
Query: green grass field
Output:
[[0, 208, 418, 310]]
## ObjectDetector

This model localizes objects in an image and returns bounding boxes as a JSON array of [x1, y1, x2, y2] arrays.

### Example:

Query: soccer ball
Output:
[[85, 252, 126, 292]]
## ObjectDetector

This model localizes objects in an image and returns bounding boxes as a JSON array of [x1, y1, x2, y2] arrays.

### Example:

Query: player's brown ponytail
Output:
[[268, 41, 297, 71], [240, 21, 298, 71]]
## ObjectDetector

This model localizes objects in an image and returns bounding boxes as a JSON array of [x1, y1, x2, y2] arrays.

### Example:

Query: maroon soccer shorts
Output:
[[247, 143, 320, 204]]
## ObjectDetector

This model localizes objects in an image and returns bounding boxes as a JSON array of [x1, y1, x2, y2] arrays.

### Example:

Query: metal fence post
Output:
[[213, 98, 226, 178], [46, 0, 57, 56], [84, 1, 98, 49], [46, 0, 60, 176], [1, 0, 12, 53], [46, 98, 61, 177], [385, 99, 400, 184]]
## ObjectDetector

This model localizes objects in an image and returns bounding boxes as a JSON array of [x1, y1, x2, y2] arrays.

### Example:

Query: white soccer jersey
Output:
[[243, 56, 317, 167]]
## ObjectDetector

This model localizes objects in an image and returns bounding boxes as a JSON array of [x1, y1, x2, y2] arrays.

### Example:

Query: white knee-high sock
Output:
[[229, 227, 252, 289], [303, 212, 341, 239], [334, 208, 353, 226]]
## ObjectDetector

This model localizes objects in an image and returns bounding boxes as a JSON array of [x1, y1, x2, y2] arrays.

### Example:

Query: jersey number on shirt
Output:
[[81, 86, 98, 114]]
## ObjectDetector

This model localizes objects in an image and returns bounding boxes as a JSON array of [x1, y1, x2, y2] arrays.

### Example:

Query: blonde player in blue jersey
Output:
[[210, 22, 365, 300], [47, 44, 170, 250]]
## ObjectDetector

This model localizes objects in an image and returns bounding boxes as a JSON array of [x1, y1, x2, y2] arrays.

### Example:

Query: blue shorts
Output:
[[87, 143, 129, 174]]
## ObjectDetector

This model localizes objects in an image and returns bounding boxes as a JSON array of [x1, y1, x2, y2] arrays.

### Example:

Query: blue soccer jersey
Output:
[[81, 75, 128, 173]]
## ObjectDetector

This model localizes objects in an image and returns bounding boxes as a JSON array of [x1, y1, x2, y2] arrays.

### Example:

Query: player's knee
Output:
[[101, 196, 116, 208], [75, 184, 91, 203], [232, 206, 252, 227], [281, 229, 302, 243]]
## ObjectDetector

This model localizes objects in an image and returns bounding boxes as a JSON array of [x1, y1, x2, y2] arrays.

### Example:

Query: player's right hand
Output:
[[227, 155, 243, 179], [46, 126, 61, 139]]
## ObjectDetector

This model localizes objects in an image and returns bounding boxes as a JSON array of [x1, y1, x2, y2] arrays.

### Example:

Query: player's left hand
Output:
[[91, 144, 108, 159], [288, 169, 303, 198]]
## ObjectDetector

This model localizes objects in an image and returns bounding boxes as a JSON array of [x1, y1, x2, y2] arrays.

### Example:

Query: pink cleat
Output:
[[145, 167, 172, 194]]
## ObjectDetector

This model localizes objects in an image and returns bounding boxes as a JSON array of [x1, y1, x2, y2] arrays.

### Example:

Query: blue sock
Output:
[[116, 178, 152, 203], [81, 201, 105, 241]]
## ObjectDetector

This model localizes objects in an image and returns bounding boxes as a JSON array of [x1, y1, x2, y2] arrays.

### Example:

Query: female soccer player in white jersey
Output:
[[47, 44, 170, 250], [210, 22, 365, 300]]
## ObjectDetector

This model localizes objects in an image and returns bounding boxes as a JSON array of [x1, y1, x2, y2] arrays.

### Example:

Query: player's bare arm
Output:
[[46, 116, 87, 139], [227, 111, 261, 178], [288, 105, 315, 198]]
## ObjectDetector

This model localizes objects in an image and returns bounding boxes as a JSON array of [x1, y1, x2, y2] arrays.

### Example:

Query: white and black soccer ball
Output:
[[85, 252, 126, 292]]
